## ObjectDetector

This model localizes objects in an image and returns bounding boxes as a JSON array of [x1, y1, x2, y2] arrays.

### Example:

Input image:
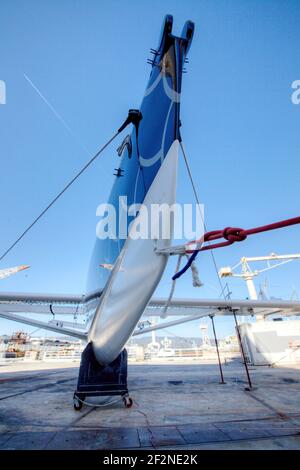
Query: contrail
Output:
[[23, 73, 91, 156]]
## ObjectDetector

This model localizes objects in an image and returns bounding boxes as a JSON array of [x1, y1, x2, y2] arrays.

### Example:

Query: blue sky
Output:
[[0, 0, 299, 339]]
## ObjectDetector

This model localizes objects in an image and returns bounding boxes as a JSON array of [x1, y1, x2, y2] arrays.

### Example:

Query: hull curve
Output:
[[89, 140, 179, 364]]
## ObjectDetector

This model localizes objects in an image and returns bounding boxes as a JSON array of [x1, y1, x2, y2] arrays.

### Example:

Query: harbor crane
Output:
[[219, 253, 300, 320]]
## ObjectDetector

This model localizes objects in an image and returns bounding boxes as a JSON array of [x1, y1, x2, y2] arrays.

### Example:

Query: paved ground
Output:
[[0, 358, 300, 450]]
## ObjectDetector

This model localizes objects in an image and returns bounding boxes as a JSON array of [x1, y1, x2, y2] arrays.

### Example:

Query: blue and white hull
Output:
[[88, 16, 194, 364]]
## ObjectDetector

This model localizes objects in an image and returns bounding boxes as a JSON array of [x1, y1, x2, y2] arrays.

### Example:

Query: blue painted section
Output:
[[87, 16, 194, 294]]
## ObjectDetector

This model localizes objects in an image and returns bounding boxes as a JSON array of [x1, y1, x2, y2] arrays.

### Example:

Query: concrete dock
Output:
[[1, 358, 300, 450]]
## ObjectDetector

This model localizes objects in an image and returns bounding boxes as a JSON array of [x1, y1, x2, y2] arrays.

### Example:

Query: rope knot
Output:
[[222, 227, 247, 243]]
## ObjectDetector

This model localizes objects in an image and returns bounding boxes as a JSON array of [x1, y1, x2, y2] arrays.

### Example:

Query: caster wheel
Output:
[[73, 394, 83, 411], [123, 396, 133, 408]]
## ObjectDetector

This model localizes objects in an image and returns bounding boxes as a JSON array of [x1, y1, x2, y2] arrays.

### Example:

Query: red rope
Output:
[[173, 216, 300, 281], [186, 216, 300, 253]]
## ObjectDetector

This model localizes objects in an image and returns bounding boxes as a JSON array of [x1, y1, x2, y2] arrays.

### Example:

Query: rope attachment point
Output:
[[118, 109, 143, 134], [0, 109, 143, 264], [172, 216, 300, 281]]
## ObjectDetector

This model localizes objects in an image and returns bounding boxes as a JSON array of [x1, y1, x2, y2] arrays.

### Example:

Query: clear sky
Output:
[[0, 0, 299, 340]]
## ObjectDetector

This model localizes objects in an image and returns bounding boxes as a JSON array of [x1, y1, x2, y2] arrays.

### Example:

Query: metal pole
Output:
[[233, 310, 253, 391], [209, 315, 226, 384]]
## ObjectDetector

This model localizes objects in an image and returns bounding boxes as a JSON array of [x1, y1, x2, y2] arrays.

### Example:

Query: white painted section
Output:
[[239, 321, 300, 366], [245, 278, 258, 300], [89, 140, 179, 364]]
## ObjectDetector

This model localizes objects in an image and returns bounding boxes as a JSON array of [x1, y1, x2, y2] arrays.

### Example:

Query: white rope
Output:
[[161, 252, 203, 320], [179, 141, 226, 298], [161, 255, 183, 319], [188, 255, 203, 287], [75, 395, 123, 408]]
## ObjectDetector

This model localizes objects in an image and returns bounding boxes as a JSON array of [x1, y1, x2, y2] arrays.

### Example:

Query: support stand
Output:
[[73, 343, 132, 410], [232, 310, 254, 391], [209, 315, 226, 384]]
